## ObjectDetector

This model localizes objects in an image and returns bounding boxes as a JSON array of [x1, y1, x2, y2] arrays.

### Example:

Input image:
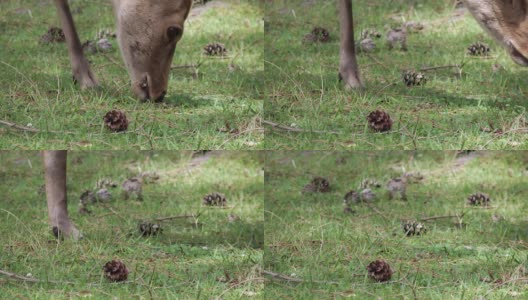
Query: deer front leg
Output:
[[54, 0, 98, 89], [44, 150, 82, 240], [339, 0, 363, 89]]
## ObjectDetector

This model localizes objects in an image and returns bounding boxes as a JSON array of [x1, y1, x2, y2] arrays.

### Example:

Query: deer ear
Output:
[[167, 26, 183, 41]]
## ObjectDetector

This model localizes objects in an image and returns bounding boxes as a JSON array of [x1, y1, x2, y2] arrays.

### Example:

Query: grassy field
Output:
[[264, 0, 528, 150], [0, 0, 263, 149], [265, 151, 528, 298], [0, 151, 264, 298]]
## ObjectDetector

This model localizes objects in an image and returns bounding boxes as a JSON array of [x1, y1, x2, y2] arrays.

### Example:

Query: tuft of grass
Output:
[[264, 0, 528, 149], [0, 151, 264, 298], [265, 151, 528, 298], [0, 0, 263, 149]]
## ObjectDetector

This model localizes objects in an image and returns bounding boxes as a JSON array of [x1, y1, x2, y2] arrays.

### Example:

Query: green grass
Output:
[[0, 0, 263, 149], [264, 0, 528, 149], [265, 151, 528, 298], [0, 151, 264, 298]]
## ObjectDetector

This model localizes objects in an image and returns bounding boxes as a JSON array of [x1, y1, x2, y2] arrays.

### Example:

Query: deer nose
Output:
[[154, 91, 166, 102]]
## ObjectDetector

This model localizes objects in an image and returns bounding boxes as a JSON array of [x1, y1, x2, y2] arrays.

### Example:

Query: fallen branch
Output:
[[0, 269, 74, 285], [153, 213, 201, 222], [262, 120, 340, 135], [261, 270, 339, 285], [0, 120, 73, 134], [420, 213, 465, 222], [419, 64, 464, 72]]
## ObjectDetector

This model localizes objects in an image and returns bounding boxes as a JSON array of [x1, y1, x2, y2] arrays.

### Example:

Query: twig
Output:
[[420, 213, 465, 222], [262, 270, 339, 285], [153, 214, 201, 222], [0, 120, 40, 132], [419, 64, 463, 72], [0, 120, 73, 134], [262, 120, 340, 135], [366, 203, 389, 221], [0, 269, 74, 284]]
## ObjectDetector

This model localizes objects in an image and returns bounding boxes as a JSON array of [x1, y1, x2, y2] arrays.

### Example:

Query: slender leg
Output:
[[54, 0, 98, 89], [44, 151, 82, 240], [339, 0, 363, 89]]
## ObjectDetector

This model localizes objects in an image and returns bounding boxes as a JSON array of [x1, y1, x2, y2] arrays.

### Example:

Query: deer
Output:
[[338, 0, 528, 90], [43, 151, 83, 239], [54, 0, 192, 102]]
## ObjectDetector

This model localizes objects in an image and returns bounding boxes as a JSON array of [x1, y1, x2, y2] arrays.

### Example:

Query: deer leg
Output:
[[54, 0, 98, 89], [339, 0, 363, 89], [44, 150, 82, 240]]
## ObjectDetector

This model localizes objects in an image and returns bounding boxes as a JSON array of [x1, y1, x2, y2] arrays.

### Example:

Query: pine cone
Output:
[[96, 178, 118, 189], [303, 177, 330, 193], [358, 38, 376, 53], [138, 222, 162, 236], [103, 260, 129, 282], [402, 221, 427, 236], [96, 188, 112, 202], [361, 29, 382, 39], [359, 179, 382, 189], [40, 27, 65, 44], [344, 190, 360, 205], [80, 190, 96, 204], [203, 193, 227, 206], [303, 26, 330, 43], [467, 192, 491, 206], [122, 178, 143, 200], [367, 110, 393, 132], [104, 110, 129, 132], [367, 259, 393, 282], [402, 70, 427, 86], [204, 43, 227, 56], [467, 42, 490, 56], [360, 188, 376, 202]]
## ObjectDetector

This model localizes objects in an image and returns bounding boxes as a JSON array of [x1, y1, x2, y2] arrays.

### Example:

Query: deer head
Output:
[[464, 0, 528, 66], [112, 0, 192, 101]]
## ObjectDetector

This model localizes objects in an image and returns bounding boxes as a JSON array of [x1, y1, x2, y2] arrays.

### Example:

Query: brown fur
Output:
[[341, 0, 528, 89], [54, 0, 192, 101]]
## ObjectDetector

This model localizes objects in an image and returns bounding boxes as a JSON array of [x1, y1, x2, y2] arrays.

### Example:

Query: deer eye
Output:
[[167, 26, 183, 41]]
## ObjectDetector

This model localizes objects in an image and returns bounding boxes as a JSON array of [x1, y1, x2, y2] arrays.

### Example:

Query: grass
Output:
[[0, 151, 264, 298], [264, 151, 528, 299], [0, 0, 263, 149], [264, 0, 528, 149]]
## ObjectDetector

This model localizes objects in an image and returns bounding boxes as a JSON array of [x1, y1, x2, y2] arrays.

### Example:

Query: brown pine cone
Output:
[[402, 220, 427, 236], [204, 43, 227, 56], [138, 222, 162, 236], [203, 193, 227, 206], [303, 177, 330, 193], [467, 42, 490, 56], [367, 110, 393, 132], [40, 27, 65, 44], [367, 259, 393, 282], [303, 26, 330, 43], [467, 192, 491, 206], [104, 110, 129, 132], [103, 260, 129, 282], [402, 70, 427, 86]]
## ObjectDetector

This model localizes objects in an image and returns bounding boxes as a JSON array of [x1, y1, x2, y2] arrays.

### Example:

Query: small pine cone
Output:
[[203, 193, 227, 206], [367, 110, 393, 132], [366, 259, 393, 282], [103, 260, 129, 282], [104, 110, 129, 132], [204, 43, 227, 56], [402, 221, 427, 236], [96, 188, 112, 202], [402, 70, 427, 86], [96, 178, 118, 189], [359, 179, 382, 189], [138, 222, 162, 236], [467, 42, 490, 56], [80, 190, 96, 205], [344, 190, 360, 205], [467, 192, 491, 206], [361, 29, 382, 39], [303, 177, 330, 193], [360, 188, 376, 202], [304, 26, 330, 43], [40, 27, 65, 44]]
